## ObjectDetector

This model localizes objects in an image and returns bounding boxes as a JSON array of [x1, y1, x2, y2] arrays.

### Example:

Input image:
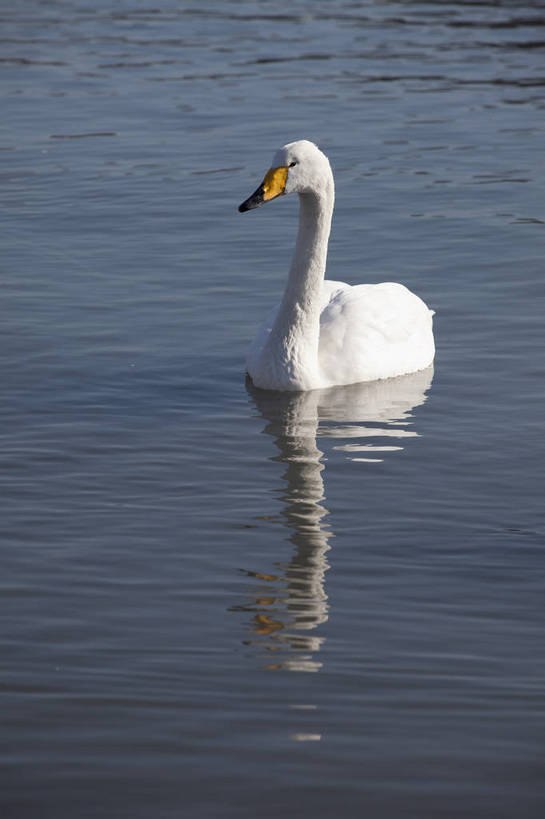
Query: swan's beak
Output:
[[238, 166, 288, 212]]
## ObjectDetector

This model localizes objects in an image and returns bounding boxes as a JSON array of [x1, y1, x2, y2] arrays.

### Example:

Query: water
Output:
[[1, 1, 544, 816]]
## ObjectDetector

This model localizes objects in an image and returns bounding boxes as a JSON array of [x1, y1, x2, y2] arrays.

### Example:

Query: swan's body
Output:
[[239, 140, 435, 392]]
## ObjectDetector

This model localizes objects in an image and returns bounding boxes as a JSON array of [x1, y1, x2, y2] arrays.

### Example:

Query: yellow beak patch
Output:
[[262, 166, 288, 201]]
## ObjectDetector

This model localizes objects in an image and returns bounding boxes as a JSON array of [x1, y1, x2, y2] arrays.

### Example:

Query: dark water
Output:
[[1, 1, 544, 817]]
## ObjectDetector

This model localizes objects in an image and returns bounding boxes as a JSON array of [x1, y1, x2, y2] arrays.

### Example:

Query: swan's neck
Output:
[[266, 184, 334, 388]]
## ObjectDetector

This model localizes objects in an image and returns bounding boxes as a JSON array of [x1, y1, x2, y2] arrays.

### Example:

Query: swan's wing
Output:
[[319, 279, 351, 310], [319, 281, 435, 383]]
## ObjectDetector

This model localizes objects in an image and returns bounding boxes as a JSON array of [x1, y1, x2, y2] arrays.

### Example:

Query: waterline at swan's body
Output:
[[239, 140, 435, 392]]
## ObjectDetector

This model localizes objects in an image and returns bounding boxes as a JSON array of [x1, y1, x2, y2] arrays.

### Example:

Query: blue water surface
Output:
[[1, 2, 544, 817]]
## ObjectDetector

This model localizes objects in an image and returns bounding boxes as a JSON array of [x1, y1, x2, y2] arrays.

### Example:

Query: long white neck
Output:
[[265, 179, 334, 389]]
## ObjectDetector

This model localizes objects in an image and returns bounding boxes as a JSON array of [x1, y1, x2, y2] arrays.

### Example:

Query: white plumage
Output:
[[239, 140, 435, 392]]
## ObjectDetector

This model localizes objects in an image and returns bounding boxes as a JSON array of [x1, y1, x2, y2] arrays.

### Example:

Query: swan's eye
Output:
[[289, 161, 297, 168]]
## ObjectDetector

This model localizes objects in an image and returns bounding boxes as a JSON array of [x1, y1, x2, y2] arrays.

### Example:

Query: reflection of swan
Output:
[[235, 367, 433, 673], [239, 140, 435, 391]]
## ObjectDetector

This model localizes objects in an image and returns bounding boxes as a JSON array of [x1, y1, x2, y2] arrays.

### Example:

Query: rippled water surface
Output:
[[2, 1, 544, 817]]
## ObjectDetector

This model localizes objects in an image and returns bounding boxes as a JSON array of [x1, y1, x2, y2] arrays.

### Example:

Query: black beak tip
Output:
[[238, 184, 265, 214]]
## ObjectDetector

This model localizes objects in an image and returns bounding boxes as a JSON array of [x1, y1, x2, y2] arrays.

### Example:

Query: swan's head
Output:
[[238, 140, 332, 213]]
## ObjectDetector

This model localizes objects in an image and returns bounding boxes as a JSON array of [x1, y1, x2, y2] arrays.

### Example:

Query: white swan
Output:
[[239, 140, 435, 392]]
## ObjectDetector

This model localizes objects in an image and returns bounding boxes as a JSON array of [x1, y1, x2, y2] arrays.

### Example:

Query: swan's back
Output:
[[318, 280, 435, 386]]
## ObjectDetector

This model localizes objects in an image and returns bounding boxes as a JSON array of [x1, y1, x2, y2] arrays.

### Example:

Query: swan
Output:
[[238, 140, 435, 392]]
